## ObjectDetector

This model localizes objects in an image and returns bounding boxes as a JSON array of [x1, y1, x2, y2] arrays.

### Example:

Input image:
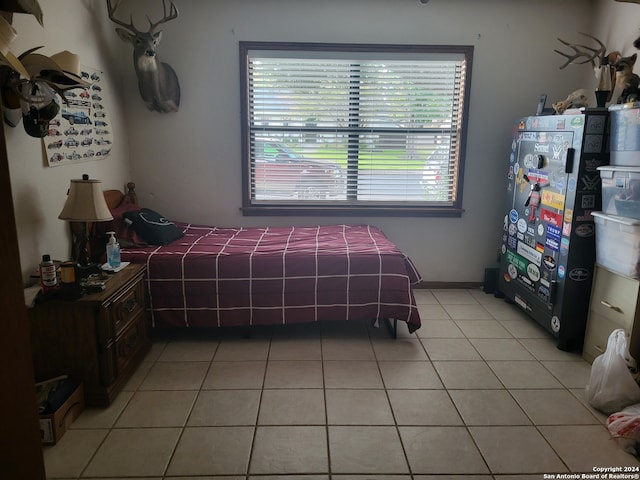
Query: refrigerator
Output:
[[497, 109, 609, 351]]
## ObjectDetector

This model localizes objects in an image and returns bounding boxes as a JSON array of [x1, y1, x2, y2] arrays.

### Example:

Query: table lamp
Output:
[[58, 174, 113, 270]]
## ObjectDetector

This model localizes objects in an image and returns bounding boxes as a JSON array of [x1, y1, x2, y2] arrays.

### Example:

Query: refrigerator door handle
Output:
[[550, 280, 558, 305], [565, 147, 575, 173]]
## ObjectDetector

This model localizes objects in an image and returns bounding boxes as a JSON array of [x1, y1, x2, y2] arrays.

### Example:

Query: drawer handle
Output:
[[124, 298, 137, 313], [600, 300, 623, 314], [118, 331, 140, 357]]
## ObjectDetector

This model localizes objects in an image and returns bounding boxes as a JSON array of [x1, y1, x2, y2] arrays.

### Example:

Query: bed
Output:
[[90, 183, 422, 335]]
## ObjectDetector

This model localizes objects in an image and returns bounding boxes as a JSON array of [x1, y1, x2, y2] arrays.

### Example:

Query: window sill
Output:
[[241, 205, 464, 217]]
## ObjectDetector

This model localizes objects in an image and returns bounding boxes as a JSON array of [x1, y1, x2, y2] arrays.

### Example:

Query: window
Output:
[[240, 42, 473, 217]]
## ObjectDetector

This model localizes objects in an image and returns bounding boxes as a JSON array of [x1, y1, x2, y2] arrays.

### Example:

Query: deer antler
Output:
[[555, 32, 606, 69], [146, 0, 179, 34], [106, 0, 142, 34]]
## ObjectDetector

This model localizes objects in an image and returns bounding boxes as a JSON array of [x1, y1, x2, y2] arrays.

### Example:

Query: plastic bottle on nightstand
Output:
[[39, 254, 57, 292], [106, 231, 121, 269]]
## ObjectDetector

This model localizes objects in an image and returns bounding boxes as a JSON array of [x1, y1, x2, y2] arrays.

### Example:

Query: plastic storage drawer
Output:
[[598, 165, 640, 219], [610, 103, 640, 166], [592, 211, 640, 278]]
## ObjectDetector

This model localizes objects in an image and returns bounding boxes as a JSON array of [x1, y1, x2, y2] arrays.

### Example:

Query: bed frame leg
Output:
[[383, 318, 398, 339]]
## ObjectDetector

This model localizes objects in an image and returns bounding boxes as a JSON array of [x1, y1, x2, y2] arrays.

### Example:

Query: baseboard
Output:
[[415, 281, 483, 289]]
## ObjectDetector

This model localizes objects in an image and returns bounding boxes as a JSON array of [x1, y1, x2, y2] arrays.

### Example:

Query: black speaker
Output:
[[483, 267, 499, 294]]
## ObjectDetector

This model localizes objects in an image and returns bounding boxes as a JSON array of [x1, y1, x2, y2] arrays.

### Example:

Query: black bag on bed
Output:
[[123, 208, 184, 246]]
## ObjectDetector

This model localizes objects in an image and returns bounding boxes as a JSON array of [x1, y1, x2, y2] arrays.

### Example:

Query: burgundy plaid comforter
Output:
[[121, 224, 422, 332]]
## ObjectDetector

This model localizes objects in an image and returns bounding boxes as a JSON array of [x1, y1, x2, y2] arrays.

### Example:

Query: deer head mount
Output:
[[554, 32, 616, 71], [554, 33, 622, 103], [107, 0, 180, 113]]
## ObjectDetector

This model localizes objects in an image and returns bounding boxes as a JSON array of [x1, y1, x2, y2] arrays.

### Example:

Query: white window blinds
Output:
[[241, 43, 473, 215]]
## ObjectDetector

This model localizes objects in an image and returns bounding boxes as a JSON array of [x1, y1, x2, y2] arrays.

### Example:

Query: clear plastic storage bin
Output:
[[609, 103, 640, 166], [598, 165, 640, 220], [592, 211, 640, 278]]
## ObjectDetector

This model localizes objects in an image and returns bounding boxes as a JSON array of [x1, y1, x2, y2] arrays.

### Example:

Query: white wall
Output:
[[594, 1, 640, 61], [7, 0, 131, 282], [119, 0, 595, 283], [8, 0, 611, 283]]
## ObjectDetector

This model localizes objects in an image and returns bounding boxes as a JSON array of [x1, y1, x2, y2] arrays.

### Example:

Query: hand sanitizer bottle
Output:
[[106, 231, 121, 269]]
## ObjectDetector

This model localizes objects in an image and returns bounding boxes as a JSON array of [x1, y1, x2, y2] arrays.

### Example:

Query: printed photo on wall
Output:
[[44, 65, 113, 166]]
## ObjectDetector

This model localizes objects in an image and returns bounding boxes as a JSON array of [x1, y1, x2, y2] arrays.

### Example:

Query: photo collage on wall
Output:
[[44, 66, 113, 166]]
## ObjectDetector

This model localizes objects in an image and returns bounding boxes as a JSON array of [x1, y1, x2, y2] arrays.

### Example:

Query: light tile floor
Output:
[[43, 288, 640, 479]]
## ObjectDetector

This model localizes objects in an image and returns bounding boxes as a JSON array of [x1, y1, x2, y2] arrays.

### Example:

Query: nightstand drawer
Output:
[[590, 266, 639, 326], [111, 279, 145, 337], [115, 313, 147, 375], [583, 311, 628, 363]]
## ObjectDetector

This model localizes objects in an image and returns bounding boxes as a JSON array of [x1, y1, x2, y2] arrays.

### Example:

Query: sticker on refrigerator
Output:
[[506, 250, 527, 272], [518, 274, 535, 291], [551, 316, 561, 333], [570, 117, 584, 128], [517, 218, 527, 234], [527, 263, 541, 282], [537, 284, 550, 303], [545, 225, 561, 250], [562, 222, 572, 237], [517, 241, 542, 266], [584, 135, 603, 154], [543, 255, 556, 270], [560, 237, 570, 256], [540, 208, 562, 227], [576, 210, 594, 222], [514, 293, 532, 311], [584, 158, 599, 173], [586, 115, 605, 134], [568, 177, 577, 192], [575, 223, 594, 237], [541, 190, 565, 210], [581, 175, 600, 191], [569, 268, 590, 281], [558, 265, 566, 279], [581, 194, 596, 209], [509, 209, 519, 223], [564, 209, 573, 223]]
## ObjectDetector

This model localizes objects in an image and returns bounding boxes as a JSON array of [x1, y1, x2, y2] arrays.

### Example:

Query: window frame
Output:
[[240, 41, 473, 217]]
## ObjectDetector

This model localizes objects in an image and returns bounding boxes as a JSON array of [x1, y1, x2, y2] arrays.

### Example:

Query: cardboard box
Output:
[[38, 381, 84, 445]]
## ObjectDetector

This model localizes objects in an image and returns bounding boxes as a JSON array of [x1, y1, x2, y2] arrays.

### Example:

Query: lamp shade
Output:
[[58, 175, 113, 222]]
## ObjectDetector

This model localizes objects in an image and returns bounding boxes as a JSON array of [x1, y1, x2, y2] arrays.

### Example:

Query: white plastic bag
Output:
[[607, 404, 640, 455], [585, 329, 640, 415]]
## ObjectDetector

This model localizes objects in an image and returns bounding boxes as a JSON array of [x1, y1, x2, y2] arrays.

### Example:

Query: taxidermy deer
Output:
[[107, 0, 180, 113]]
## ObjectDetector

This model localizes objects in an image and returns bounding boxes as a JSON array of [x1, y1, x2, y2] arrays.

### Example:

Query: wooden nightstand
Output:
[[28, 263, 151, 406], [583, 264, 640, 364]]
